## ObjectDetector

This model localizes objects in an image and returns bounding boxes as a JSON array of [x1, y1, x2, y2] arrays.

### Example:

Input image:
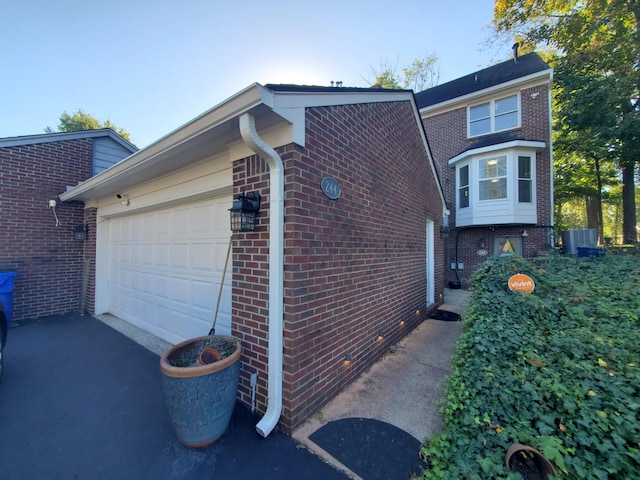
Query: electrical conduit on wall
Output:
[[239, 113, 284, 438]]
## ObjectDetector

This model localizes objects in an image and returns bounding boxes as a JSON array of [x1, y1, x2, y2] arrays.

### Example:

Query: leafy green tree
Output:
[[46, 109, 132, 142], [552, 62, 621, 243], [367, 52, 440, 91], [494, 0, 640, 244]]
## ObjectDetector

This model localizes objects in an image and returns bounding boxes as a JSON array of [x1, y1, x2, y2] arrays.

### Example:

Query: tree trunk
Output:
[[622, 164, 638, 244], [586, 196, 601, 241]]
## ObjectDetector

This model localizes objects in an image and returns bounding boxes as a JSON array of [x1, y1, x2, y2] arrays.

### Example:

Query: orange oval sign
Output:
[[508, 273, 535, 293]]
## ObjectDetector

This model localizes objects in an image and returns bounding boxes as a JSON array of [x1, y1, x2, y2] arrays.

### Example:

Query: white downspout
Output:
[[239, 113, 284, 438]]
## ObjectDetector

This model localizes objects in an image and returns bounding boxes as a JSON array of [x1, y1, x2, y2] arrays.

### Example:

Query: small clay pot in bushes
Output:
[[505, 443, 556, 480]]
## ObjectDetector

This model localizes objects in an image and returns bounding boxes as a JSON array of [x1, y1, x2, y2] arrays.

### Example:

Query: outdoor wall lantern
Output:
[[73, 224, 89, 242], [229, 192, 261, 233]]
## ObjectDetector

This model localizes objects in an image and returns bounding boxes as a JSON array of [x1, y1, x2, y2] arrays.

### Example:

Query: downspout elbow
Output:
[[239, 113, 284, 438]]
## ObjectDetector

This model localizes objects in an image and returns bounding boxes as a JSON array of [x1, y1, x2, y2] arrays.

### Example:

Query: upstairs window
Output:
[[479, 156, 507, 200], [468, 94, 519, 137]]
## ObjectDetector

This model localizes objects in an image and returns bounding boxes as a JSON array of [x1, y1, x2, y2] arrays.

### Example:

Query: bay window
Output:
[[449, 140, 544, 227]]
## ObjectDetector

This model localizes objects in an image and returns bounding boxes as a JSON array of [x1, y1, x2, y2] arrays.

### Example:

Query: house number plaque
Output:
[[321, 177, 341, 199]]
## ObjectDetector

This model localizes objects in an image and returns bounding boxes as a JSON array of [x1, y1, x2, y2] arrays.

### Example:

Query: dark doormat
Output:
[[428, 309, 461, 321], [309, 417, 426, 480]]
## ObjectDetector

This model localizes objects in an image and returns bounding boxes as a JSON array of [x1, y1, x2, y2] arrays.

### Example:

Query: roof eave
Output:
[[0, 128, 138, 152], [59, 84, 269, 203], [420, 68, 552, 116], [448, 139, 547, 165]]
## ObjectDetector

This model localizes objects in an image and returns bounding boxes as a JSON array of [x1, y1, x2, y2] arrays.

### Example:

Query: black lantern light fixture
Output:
[[73, 224, 89, 242], [229, 192, 261, 233]]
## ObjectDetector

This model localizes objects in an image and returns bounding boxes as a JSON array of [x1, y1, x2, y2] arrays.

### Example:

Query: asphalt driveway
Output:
[[0, 313, 347, 480]]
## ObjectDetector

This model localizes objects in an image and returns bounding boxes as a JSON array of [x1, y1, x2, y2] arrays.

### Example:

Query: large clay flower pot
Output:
[[160, 335, 241, 448]]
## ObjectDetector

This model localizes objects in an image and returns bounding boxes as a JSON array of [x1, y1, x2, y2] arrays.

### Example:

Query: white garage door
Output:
[[108, 196, 232, 344]]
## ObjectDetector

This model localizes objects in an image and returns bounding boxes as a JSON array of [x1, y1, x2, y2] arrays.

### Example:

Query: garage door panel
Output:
[[107, 196, 232, 344], [191, 204, 214, 234], [192, 279, 215, 311], [155, 244, 170, 267], [170, 277, 190, 306], [154, 275, 169, 299], [191, 243, 213, 272]]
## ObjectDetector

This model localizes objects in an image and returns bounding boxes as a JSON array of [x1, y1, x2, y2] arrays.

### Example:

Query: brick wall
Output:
[[0, 140, 93, 321], [83, 207, 98, 314], [423, 83, 553, 287], [232, 100, 445, 432]]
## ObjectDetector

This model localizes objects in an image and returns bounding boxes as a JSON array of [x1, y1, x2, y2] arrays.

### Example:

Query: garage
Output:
[[107, 196, 232, 344]]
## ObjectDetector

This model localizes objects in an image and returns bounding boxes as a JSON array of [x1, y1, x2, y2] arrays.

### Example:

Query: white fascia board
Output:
[[448, 140, 546, 166], [0, 129, 137, 152], [60, 84, 267, 202], [420, 69, 552, 118]]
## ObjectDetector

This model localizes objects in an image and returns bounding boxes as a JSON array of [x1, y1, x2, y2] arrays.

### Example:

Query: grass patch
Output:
[[421, 252, 640, 479]]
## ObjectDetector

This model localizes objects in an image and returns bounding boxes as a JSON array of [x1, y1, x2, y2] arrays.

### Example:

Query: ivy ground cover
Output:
[[421, 253, 640, 479]]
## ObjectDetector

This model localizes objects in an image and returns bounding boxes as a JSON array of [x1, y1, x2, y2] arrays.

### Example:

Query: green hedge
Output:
[[421, 253, 640, 479]]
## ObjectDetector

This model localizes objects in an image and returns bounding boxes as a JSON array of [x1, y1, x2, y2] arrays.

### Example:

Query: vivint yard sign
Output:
[[508, 273, 535, 294]]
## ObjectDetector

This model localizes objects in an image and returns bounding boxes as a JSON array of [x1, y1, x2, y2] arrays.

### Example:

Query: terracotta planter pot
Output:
[[160, 335, 241, 448], [505, 443, 557, 479]]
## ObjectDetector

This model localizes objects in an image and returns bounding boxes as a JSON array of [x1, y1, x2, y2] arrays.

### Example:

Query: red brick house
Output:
[[0, 130, 137, 322], [59, 84, 446, 434], [416, 52, 554, 288], [3, 51, 553, 435]]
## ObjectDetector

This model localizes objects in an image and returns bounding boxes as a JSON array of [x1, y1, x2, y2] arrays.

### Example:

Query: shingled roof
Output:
[[414, 52, 551, 109]]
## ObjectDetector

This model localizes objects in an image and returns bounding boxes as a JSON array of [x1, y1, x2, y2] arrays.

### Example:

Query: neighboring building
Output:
[[416, 52, 554, 288], [59, 84, 447, 433], [0, 129, 137, 321]]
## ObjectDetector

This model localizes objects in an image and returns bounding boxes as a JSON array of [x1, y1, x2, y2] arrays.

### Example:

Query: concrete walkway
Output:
[[292, 288, 471, 477]]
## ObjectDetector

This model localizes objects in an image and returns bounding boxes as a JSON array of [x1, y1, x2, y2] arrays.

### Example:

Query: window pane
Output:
[[479, 156, 507, 179], [460, 187, 469, 208], [494, 236, 522, 256], [495, 95, 517, 114], [518, 180, 532, 202], [470, 103, 490, 121], [495, 111, 518, 131], [518, 156, 531, 179], [459, 165, 469, 186], [470, 118, 490, 136], [479, 178, 507, 200]]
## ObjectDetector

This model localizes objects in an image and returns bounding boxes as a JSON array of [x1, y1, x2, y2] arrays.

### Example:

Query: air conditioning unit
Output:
[[562, 229, 597, 254]]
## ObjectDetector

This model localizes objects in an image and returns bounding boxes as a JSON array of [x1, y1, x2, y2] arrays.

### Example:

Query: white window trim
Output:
[[467, 93, 521, 138]]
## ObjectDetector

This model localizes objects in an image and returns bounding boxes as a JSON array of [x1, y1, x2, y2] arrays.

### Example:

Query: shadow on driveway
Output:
[[0, 314, 347, 480]]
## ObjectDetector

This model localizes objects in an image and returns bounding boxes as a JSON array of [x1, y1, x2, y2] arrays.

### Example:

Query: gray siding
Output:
[[93, 137, 133, 174]]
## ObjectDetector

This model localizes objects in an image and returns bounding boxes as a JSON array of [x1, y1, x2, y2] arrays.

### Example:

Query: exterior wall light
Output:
[[73, 224, 89, 241], [229, 192, 261, 233]]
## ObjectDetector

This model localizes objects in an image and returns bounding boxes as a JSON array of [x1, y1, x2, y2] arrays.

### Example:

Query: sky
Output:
[[1, 1, 509, 148]]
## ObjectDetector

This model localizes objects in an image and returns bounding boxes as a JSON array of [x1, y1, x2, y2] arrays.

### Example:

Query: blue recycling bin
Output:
[[576, 247, 606, 258], [0, 272, 17, 325]]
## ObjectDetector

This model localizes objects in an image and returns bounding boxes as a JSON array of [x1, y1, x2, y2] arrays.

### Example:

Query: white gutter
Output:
[[239, 113, 284, 438]]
